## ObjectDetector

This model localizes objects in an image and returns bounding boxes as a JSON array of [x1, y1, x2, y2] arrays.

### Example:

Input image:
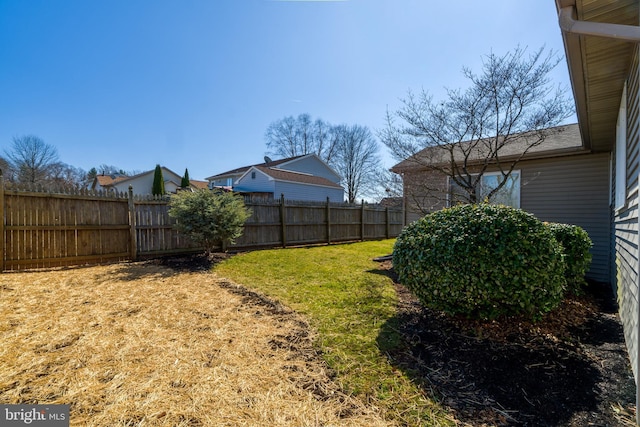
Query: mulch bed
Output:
[[376, 260, 636, 426]]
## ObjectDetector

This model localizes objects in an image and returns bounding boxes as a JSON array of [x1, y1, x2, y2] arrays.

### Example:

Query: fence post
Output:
[[0, 170, 4, 272], [280, 193, 286, 248], [326, 197, 331, 244], [361, 199, 365, 241], [128, 185, 138, 261], [386, 206, 390, 239]]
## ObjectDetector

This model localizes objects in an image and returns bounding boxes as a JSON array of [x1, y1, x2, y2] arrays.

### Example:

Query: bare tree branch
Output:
[[381, 46, 574, 211]]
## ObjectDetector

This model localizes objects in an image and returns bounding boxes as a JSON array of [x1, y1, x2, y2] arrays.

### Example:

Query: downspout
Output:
[[558, 6, 640, 426], [559, 6, 640, 41]]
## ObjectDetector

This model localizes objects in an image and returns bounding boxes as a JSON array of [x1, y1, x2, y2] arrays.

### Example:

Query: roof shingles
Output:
[[252, 166, 342, 188]]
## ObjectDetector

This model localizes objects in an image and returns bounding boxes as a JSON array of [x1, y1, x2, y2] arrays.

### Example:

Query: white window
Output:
[[615, 83, 627, 210], [449, 171, 521, 208]]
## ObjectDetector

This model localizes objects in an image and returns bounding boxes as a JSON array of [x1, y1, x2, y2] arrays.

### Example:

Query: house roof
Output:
[[392, 123, 585, 172], [189, 180, 209, 190], [205, 155, 307, 180], [244, 166, 343, 189], [555, 0, 638, 152], [93, 167, 196, 190], [93, 174, 129, 188]]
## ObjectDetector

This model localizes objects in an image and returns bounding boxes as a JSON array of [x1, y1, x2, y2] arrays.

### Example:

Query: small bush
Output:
[[169, 189, 251, 254], [546, 222, 592, 294], [393, 204, 566, 320]]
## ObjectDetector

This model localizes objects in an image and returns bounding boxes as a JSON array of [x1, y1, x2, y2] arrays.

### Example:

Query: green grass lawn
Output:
[[214, 240, 454, 426]]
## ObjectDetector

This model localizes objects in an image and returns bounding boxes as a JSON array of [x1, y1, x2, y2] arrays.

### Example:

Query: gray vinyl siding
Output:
[[616, 198, 639, 381], [274, 181, 344, 202], [518, 153, 611, 283], [234, 170, 274, 193], [280, 156, 341, 183], [234, 169, 344, 202], [615, 45, 640, 381]]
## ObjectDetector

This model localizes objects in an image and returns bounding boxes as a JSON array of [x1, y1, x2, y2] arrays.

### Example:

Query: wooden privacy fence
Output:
[[0, 183, 404, 272]]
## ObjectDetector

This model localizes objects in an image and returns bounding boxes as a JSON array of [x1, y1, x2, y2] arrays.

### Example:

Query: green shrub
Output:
[[546, 222, 592, 294], [169, 189, 251, 254], [392, 204, 566, 320]]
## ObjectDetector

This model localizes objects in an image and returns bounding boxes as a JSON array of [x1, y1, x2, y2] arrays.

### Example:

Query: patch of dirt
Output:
[[150, 252, 231, 272], [376, 260, 636, 426]]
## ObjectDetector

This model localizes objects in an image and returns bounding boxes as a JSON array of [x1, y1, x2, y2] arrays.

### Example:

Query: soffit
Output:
[[560, 0, 638, 152]]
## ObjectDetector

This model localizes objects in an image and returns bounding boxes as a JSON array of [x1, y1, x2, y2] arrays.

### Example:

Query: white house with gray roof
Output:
[[205, 154, 344, 202]]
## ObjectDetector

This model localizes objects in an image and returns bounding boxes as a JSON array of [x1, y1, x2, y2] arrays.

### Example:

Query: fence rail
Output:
[[0, 181, 404, 272]]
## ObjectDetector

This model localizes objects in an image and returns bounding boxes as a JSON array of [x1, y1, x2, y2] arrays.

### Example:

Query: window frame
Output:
[[614, 82, 627, 211], [447, 170, 521, 208]]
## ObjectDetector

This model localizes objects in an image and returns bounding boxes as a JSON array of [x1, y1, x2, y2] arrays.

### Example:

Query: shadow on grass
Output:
[[372, 266, 634, 426]]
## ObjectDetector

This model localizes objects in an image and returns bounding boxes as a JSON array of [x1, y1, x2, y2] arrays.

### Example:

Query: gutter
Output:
[[559, 6, 640, 42]]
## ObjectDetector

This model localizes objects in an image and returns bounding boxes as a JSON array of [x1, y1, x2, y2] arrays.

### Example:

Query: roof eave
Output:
[[557, 2, 592, 150], [555, 0, 639, 153]]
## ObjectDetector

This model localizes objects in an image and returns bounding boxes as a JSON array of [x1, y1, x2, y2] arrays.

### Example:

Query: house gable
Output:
[[93, 167, 188, 195], [275, 154, 342, 183]]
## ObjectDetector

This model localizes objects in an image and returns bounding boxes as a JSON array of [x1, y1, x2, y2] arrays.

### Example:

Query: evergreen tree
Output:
[[169, 189, 251, 254], [152, 164, 165, 196], [181, 168, 190, 188]]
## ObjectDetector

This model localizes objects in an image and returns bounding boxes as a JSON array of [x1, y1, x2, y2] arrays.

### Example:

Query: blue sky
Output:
[[0, 0, 572, 180]]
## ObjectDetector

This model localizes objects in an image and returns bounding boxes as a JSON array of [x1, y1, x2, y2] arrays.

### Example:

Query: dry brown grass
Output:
[[0, 262, 388, 426]]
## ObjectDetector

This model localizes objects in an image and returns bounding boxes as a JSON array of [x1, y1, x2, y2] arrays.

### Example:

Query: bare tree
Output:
[[380, 46, 574, 206], [313, 118, 339, 164], [48, 162, 88, 187], [4, 135, 60, 184], [0, 155, 13, 181], [96, 164, 129, 176], [265, 115, 384, 202], [332, 124, 382, 203], [265, 114, 338, 162]]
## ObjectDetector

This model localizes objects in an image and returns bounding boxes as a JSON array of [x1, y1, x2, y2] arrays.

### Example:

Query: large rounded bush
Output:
[[393, 204, 566, 320], [546, 222, 592, 294]]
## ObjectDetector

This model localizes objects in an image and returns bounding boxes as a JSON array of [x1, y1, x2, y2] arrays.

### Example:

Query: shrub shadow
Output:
[[93, 252, 231, 282]]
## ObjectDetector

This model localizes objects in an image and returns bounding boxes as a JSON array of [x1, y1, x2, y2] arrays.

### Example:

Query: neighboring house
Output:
[[554, 0, 640, 414], [91, 167, 204, 195], [392, 123, 611, 283], [205, 154, 344, 202]]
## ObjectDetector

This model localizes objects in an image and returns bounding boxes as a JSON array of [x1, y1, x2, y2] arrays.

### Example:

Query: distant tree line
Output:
[[0, 135, 142, 188], [1, 135, 86, 187]]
